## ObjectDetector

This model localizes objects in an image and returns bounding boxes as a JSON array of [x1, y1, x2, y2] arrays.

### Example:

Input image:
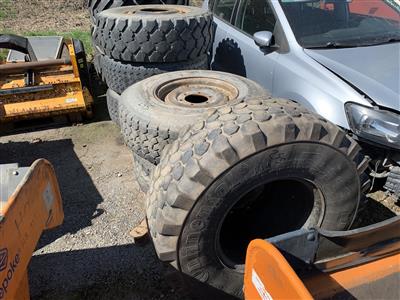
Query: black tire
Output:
[[101, 54, 209, 94], [89, 0, 133, 24], [106, 89, 120, 124], [93, 5, 213, 63], [133, 152, 155, 193], [146, 98, 369, 297], [72, 39, 91, 91], [93, 48, 105, 80], [118, 70, 270, 165], [88, 0, 188, 24]]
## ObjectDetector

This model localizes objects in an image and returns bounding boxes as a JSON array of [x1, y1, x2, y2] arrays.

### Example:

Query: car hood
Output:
[[304, 43, 400, 111]]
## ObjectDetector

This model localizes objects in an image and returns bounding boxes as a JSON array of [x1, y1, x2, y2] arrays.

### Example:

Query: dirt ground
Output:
[[0, 0, 203, 33], [0, 0, 399, 298], [0, 98, 398, 299], [0, 0, 90, 33], [0, 101, 188, 299]]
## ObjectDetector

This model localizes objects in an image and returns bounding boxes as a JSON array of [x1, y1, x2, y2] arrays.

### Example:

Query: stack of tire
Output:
[[89, 3, 370, 298], [110, 68, 370, 298], [116, 70, 272, 192], [89, 1, 213, 123]]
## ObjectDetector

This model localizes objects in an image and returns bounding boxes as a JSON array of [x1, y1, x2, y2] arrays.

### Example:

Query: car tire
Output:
[[100, 54, 209, 94], [118, 70, 270, 165], [133, 152, 155, 193], [93, 5, 213, 63], [146, 98, 369, 297]]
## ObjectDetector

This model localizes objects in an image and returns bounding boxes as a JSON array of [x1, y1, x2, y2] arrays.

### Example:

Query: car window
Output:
[[279, 0, 399, 48], [348, 0, 399, 21], [213, 0, 236, 23], [236, 0, 276, 36]]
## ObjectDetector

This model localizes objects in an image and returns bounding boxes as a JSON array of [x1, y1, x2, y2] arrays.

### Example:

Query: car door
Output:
[[210, 0, 280, 92]]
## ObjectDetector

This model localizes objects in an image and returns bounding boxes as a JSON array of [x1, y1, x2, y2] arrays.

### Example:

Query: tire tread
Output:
[[147, 99, 369, 268]]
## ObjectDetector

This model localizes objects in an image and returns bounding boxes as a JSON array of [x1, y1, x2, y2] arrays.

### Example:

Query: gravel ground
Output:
[[0, 105, 188, 299], [0, 99, 398, 299], [0, 0, 90, 33], [0, 1, 398, 296]]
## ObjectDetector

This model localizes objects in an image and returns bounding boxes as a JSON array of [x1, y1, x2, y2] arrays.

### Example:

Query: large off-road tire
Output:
[[88, 1, 188, 24], [89, 0, 132, 24], [118, 70, 269, 165], [93, 5, 213, 63], [100, 54, 209, 94], [133, 152, 155, 193], [146, 98, 369, 297], [93, 47, 106, 81], [106, 89, 120, 124]]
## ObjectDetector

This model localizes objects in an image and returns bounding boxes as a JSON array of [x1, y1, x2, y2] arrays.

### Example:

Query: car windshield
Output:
[[279, 0, 400, 48]]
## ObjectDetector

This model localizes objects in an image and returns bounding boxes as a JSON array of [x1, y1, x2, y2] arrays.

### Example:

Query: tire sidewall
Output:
[[120, 71, 269, 131], [178, 141, 360, 296], [99, 4, 210, 20]]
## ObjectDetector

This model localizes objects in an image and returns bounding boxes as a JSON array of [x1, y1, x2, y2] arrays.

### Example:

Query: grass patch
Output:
[[0, 30, 93, 61], [0, 48, 8, 61], [0, 0, 15, 20]]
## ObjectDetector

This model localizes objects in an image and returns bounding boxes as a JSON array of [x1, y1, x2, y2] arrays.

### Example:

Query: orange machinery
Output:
[[245, 216, 400, 299], [0, 34, 93, 123], [0, 159, 64, 299]]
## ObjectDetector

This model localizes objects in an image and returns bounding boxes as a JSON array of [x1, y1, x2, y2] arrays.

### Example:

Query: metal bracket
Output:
[[0, 164, 29, 205], [268, 216, 400, 273], [0, 34, 37, 61]]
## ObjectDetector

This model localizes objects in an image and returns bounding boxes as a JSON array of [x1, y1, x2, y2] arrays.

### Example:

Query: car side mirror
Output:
[[253, 31, 273, 48]]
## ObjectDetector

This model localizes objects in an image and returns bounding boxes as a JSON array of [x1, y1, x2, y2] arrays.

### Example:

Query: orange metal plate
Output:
[[0, 159, 64, 300]]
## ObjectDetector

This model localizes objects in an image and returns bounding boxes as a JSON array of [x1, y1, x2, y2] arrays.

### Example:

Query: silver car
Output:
[[205, 0, 400, 196]]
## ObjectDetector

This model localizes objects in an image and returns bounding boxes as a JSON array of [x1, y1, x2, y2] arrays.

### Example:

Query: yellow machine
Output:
[[0, 159, 64, 300], [0, 34, 93, 124], [244, 217, 400, 299]]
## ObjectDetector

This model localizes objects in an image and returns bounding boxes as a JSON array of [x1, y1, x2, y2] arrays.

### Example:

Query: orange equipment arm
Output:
[[0, 159, 64, 300], [244, 239, 313, 300], [244, 216, 400, 300]]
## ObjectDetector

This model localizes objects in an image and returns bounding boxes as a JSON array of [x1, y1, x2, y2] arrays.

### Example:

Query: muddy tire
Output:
[[100, 54, 209, 94], [146, 98, 369, 297], [118, 70, 270, 165], [133, 153, 155, 193], [106, 89, 120, 124], [93, 5, 213, 63]]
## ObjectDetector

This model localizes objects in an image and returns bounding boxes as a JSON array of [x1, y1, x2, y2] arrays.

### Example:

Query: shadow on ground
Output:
[[0, 140, 103, 248], [29, 242, 238, 300], [352, 196, 397, 228]]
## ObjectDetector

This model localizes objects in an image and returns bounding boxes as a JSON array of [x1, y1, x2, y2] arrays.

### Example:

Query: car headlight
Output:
[[345, 103, 400, 149]]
